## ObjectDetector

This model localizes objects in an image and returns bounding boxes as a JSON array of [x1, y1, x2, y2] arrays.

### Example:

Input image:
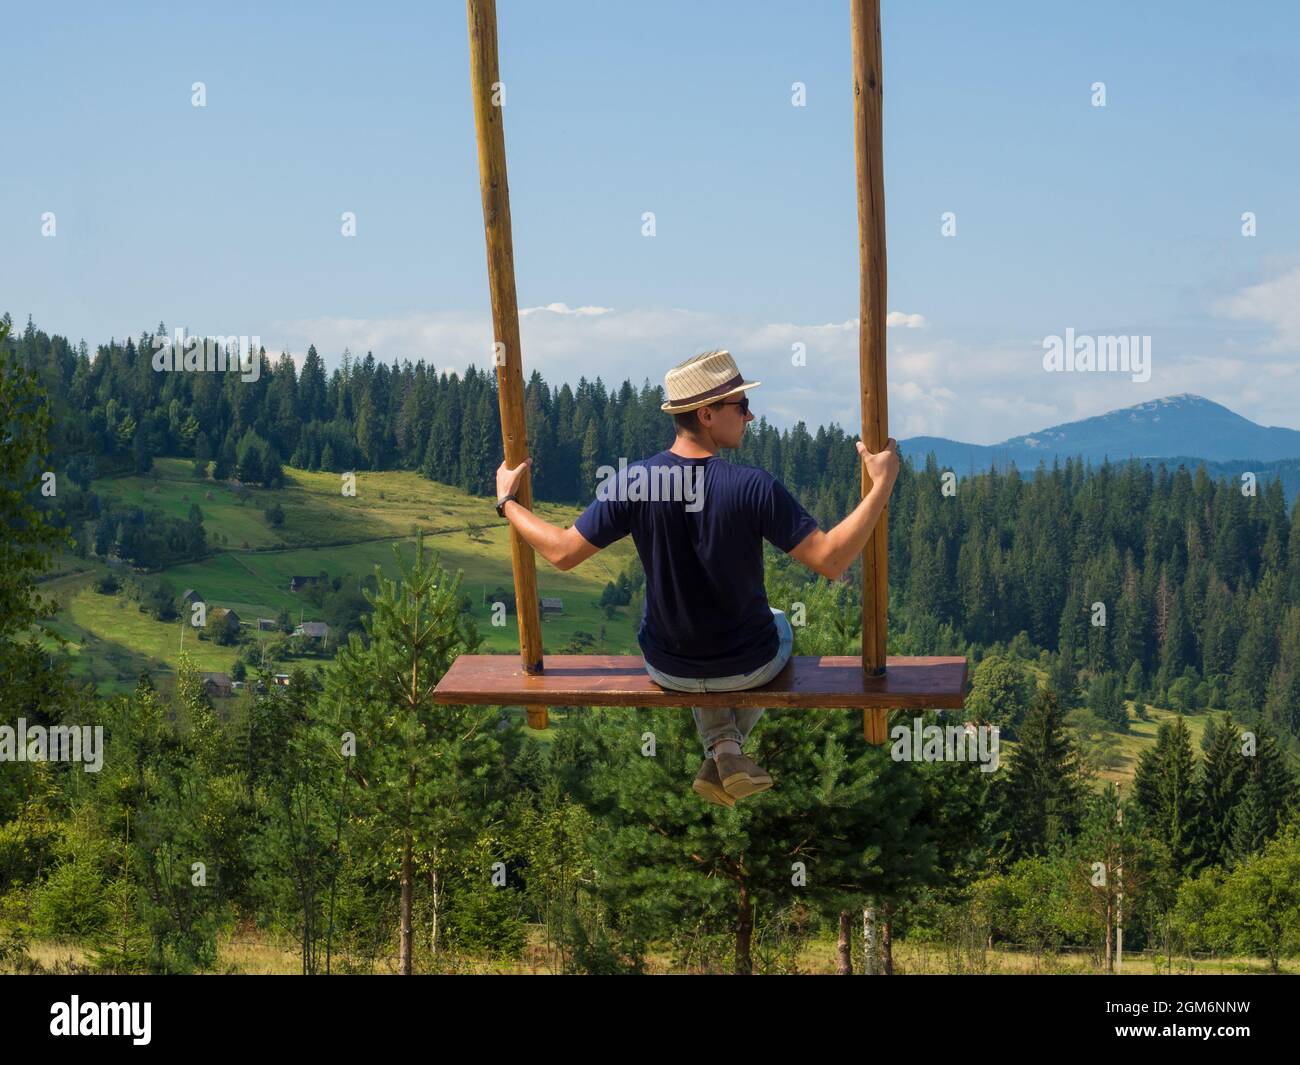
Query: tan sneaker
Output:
[[715, 752, 773, 798], [692, 757, 735, 807]]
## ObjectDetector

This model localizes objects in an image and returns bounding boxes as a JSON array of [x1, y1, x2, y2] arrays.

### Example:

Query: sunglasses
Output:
[[717, 397, 751, 416]]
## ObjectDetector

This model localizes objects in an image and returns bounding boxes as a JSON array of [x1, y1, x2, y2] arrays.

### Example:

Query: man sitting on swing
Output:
[[495, 349, 899, 807]]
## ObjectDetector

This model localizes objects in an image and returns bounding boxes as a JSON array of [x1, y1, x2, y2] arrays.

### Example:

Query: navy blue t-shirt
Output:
[[573, 450, 819, 677]]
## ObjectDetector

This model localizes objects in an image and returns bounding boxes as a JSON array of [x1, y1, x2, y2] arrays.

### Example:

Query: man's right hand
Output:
[[856, 438, 900, 489], [791, 438, 902, 580]]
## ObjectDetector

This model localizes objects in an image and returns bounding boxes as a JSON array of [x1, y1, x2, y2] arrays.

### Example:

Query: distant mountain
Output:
[[901, 395, 1300, 501], [902, 394, 1300, 474]]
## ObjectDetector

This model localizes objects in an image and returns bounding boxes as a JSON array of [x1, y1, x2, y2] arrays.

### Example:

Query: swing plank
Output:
[[433, 654, 967, 709]]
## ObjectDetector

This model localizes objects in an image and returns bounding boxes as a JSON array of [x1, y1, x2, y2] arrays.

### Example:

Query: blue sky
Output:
[[5, 0, 1299, 442]]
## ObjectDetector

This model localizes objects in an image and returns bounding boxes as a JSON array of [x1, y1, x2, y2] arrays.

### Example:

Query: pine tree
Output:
[[238, 442, 264, 485], [213, 434, 236, 481], [324, 537, 499, 975], [1262, 606, 1300, 738], [192, 431, 211, 478], [132, 431, 152, 474], [1133, 716, 1200, 874], [1113, 557, 1148, 670], [0, 320, 68, 687], [1227, 727, 1296, 865], [299, 344, 327, 422], [1087, 671, 1128, 732], [1227, 775, 1272, 866], [1047, 650, 1081, 711], [262, 448, 284, 489], [561, 704, 938, 975], [1287, 500, 1300, 606], [996, 688, 1087, 860], [1125, 659, 1145, 701], [579, 420, 600, 500], [1198, 713, 1246, 868], [1229, 574, 1281, 716]]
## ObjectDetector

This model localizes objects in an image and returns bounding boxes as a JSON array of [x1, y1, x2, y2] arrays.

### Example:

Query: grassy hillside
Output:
[[45, 460, 641, 691]]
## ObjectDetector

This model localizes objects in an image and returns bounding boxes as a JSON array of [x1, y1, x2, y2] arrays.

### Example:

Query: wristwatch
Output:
[[495, 493, 518, 518]]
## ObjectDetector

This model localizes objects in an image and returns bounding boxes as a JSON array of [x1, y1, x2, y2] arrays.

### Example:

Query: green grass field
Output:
[[40, 571, 239, 693], [45, 461, 642, 689], [1088, 701, 1223, 787], [94, 458, 599, 550]]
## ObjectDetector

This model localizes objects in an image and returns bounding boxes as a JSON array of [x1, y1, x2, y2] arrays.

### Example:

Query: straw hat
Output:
[[660, 349, 762, 414]]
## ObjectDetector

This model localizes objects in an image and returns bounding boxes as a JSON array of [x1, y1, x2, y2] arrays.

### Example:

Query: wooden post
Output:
[[852, 0, 891, 744], [467, 0, 547, 729]]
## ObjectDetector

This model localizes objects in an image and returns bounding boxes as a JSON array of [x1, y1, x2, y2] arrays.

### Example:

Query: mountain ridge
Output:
[[901, 394, 1300, 469], [899, 395, 1300, 501]]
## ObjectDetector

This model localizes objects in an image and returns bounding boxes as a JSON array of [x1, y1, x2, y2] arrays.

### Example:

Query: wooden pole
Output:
[[467, 0, 547, 729], [851, 0, 891, 744]]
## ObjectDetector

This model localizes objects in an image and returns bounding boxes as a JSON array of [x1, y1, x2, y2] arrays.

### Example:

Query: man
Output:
[[494, 349, 899, 807]]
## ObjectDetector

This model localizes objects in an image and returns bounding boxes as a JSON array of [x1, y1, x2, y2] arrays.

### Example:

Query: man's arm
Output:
[[501, 499, 600, 572], [495, 456, 602, 572], [789, 439, 899, 582]]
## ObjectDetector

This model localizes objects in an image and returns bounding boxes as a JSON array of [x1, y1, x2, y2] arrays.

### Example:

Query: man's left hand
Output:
[[496, 456, 532, 502]]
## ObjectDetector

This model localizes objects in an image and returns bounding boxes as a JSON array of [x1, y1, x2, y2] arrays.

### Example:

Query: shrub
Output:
[[33, 859, 111, 939]]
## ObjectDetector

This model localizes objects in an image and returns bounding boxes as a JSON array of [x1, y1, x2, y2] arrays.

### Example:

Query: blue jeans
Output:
[[643, 608, 794, 758]]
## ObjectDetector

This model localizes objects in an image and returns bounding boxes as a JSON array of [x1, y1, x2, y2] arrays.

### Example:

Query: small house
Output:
[[295, 621, 330, 641], [209, 607, 241, 628], [200, 672, 233, 698], [541, 597, 564, 617], [271, 674, 291, 687], [257, 618, 278, 631], [182, 589, 204, 606]]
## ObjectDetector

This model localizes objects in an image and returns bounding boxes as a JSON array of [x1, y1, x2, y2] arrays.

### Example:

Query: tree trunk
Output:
[[735, 880, 753, 975], [1104, 895, 1114, 975], [430, 864, 442, 958], [881, 902, 893, 976], [863, 905, 879, 975], [836, 911, 853, 975], [399, 830, 413, 975]]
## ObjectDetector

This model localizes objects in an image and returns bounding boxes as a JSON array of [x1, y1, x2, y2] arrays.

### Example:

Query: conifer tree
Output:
[[1198, 713, 1246, 868], [1228, 727, 1295, 865], [324, 537, 500, 974], [996, 688, 1088, 860], [192, 431, 211, 478], [1133, 716, 1200, 875]]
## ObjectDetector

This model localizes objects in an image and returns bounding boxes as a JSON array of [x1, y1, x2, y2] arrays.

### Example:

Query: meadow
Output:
[[43, 461, 641, 692]]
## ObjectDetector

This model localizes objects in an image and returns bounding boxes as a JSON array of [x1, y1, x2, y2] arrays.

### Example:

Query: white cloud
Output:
[[520, 303, 612, 317], [886, 311, 928, 329], [1215, 265, 1300, 352]]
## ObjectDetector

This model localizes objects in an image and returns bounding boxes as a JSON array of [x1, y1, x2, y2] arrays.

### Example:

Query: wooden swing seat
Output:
[[433, 654, 967, 709]]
